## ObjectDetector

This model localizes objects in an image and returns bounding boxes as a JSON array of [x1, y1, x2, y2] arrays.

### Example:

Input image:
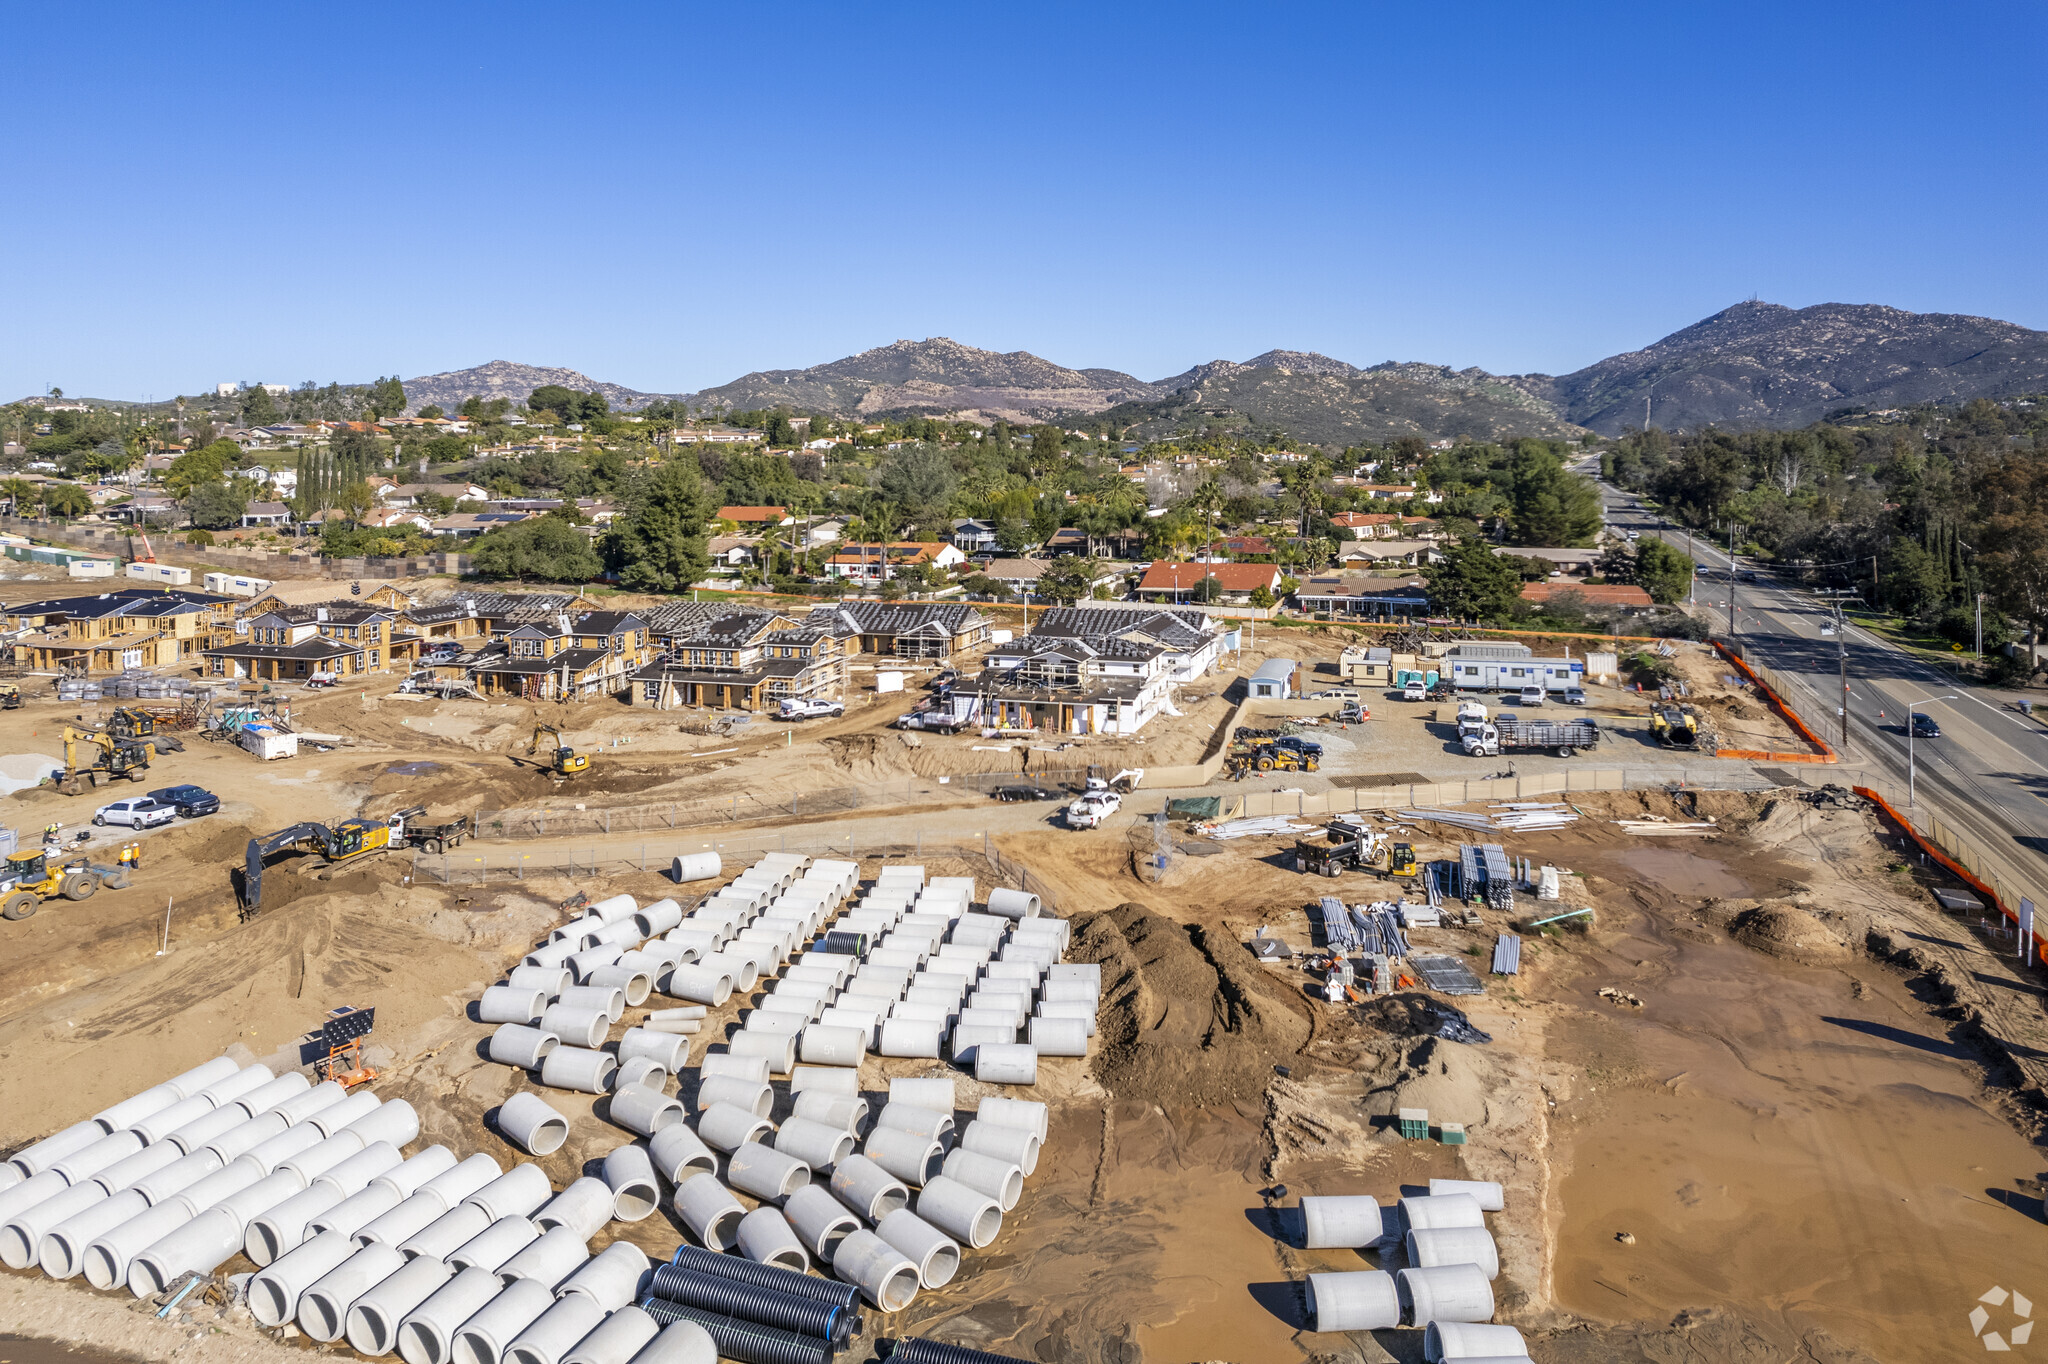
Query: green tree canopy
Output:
[[877, 445, 957, 516], [41, 482, 92, 518], [469, 516, 603, 582], [1424, 539, 1524, 621], [165, 440, 241, 496], [1037, 555, 1095, 605], [1635, 539, 1695, 604], [612, 458, 713, 591], [528, 386, 609, 425], [185, 482, 249, 530], [365, 376, 407, 419]]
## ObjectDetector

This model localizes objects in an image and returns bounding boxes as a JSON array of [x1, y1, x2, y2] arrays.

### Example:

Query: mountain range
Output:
[[388, 300, 2048, 444]]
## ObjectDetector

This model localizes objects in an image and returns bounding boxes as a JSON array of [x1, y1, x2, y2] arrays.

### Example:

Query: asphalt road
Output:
[[1595, 473, 2048, 917]]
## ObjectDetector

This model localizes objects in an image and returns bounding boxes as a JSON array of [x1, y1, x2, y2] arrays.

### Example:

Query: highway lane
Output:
[[1594, 478, 2048, 914]]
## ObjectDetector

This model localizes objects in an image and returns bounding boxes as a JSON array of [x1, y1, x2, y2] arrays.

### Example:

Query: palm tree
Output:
[[1, 478, 34, 516]]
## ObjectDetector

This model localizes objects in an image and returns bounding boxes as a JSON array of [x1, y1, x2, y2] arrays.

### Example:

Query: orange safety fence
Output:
[[1710, 639, 1838, 762], [1857, 785, 2045, 971]]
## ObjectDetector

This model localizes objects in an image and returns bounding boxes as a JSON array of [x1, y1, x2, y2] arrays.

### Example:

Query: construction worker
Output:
[[118, 841, 141, 871], [42, 822, 61, 846]]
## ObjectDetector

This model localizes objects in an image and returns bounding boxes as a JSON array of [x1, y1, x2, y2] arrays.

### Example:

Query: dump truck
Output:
[[384, 806, 469, 854], [1651, 706, 1701, 748], [1294, 825, 1389, 878], [1462, 711, 1601, 758]]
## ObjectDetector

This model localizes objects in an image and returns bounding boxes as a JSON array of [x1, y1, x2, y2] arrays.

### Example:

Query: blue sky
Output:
[[4, 1, 2044, 400]]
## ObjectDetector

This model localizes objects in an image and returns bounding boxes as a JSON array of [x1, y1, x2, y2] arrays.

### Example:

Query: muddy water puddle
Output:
[[1613, 846, 1758, 898], [1551, 905, 2043, 1359]]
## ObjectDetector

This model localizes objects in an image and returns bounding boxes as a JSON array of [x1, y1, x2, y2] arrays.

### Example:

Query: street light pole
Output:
[[1726, 523, 1741, 637], [1834, 601, 1849, 750], [1906, 692, 1957, 810]]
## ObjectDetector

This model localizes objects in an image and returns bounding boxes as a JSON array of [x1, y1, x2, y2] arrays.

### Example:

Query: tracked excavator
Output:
[[243, 818, 394, 909], [54, 727, 154, 795], [527, 723, 590, 779]]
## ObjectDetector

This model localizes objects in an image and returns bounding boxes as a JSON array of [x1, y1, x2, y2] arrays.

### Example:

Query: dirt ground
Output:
[[1, 634, 2042, 1361]]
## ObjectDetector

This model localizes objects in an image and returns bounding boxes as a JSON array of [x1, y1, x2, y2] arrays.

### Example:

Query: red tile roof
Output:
[[716, 505, 789, 522], [1137, 560, 1281, 593], [1521, 582, 1653, 606]]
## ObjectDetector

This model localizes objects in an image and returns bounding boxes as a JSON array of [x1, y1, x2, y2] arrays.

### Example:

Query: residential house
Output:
[[1197, 535, 1275, 560], [715, 505, 792, 527], [671, 425, 758, 444], [1495, 545, 1602, 575], [950, 519, 999, 553], [126, 495, 181, 524], [1045, 525, 1149, 560], [362, 508, 435, 533], [1521, 582, 1652, 608], [11, 590, 228, 674], [431, 511, 532, 538], [1024, 605, 1228, 684], [639, 600, 733, 651], [803, 518, 848, 548], [204, 602, 400, 680], [1133, 560, 1282, 603], [1295, 574, 1431, 621], [823, 542, 967, 583], [380, 482, 490, 507], [1333, 538, 1439, 569], [708, 534, 763, 569], [628, 609, 847, 711], [939, 604, 1224, 736], [241, 502, 293, 528], [802, 601, 990, 660], [462, 608, 648, 700]]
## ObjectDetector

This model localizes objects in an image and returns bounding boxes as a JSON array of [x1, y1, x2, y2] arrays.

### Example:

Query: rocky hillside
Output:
[[1519, 301, 2048, 434], [398, 360, 677, 414]]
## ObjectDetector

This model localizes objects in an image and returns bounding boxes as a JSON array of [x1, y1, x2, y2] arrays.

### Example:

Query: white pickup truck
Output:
[[778, 697, 844, 720], [1065, 786, 1122, 829]]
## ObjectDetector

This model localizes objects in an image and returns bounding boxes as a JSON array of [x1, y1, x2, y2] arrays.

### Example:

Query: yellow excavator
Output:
[[55, 726, 153, 795], [243, 818, 394, 910], [528, 723, 590, 778]]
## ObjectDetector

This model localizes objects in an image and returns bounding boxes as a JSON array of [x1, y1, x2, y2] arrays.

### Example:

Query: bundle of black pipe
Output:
[[820, 931, 868, 955], [646, 1266, 849, 1345], [640, 1297, 834, 1364], [666, 1244, 862, 1314], [886, 1339, 1029, 1363]]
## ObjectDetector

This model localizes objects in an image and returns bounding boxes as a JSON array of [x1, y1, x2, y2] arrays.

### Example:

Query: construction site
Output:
[[0, 582, 2042, 1364]]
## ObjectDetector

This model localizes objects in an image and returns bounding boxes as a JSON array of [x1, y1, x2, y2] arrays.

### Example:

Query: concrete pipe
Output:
[[421, 1153, 503, 1210], [863, 1128, 943, 1188], [648, 1126, 717, 1186], [558, 1239, 649, 1310], [736, 1205, 809, 1271], [271, 1080, 351, 1127], [300, 1242, 408, 1341], [504, 1294, 609, 1364], [128, 1205, 243, 1297], [165, 1157, 265, 1220], [964, 990, 1029, 1022], [1424, 1321, 1527, 1361], [250, 1226, 359, 1325], [229, 1071, 313, 1119], [397, 1265, 507, 1364], [727, 1142, 810, 1202], [556, 987, 625, 1024], [782, 1183, 859, 1264], [1, 1179, 106, 1269], [372, 1147, 459, 1204], [356, 1192, 451, 1252], [1040, 980, 1098, 1007], [635, 899, 685, 937], [348, 1252, 456, 1356], [693, 1076, 772, 1118], [974, 1044, 1039, 1087], [311, 1185, 404, 1243], [481, 987, 548, 1026], [727, 1031, 795, 1076], [954, 1006, 1019, 1032], [698, 951, 761, 994], [568, 945, 627, 984], [798, 1024, 865, 1068], [913, 1175, 1000, 1249], [1046, 960, 1096, 983], [1399, 1193, 1486, 1232], [1306, 1269, 1400, 1332], [499, 1224, 589, 1288], [663, 930, 720, 963], [279, 1132, 374, 1188], [318, 1141, 405, 1199], [947, 1025, 1011, 1065], [175, 1106, 279, 1159], [40, 1188, 146, 1280], [507, 965, 572, 999], [614, 1057, 668, 1092], [877, 1103, 954, 1143], [235, 1124, 330, 1177], [984, 960, 1042, 988], [699, 1053, 772, 1085], [525, 941, 578, 970], [491, 1025, 561, 1071], [792, 1091, 868, 1136], [128, 1093, 220, 1146], [158, 1054, 246, 1101], [651, 1005, 708, 1023], [1301, 1196, 1388, 1249], [874, 1207, 961, 1289], [208, 1169, 305, 1240], [9, 1119, 110, 1180], [696, 1102, 773, 1154], [672, 852, 723, 884], [828, 1152, 908, 1223], [788, 1065, 859, 1098], [901, 986, 964, 1012], [673, 1174, 745, 1250], [399, 1202, 492, 1261], [741, 1009, 807, 1038], [984, 888, 1039, 920], [592, 920, 643, 950], [191, 1063, 275, 1110], [830, 1228, 920, 1312], [975, 1096, 1049, 1142], [497, 1093, 572, 1156], [126, 1149, 224, 1207], [584, 894, 640, 925], [464, 1163, 554, 1222], [1397, 1264, 1496, 1327], [640, 1020, 698, 1040], [774, 1116, 855, 1171], [606, 1083, 682, 1138], [816, 1006, 881, 1042], [602, 1144, 661, 1222], [89, 1140, 188, 1197], [1035, 1000, 1098, 1036], [878, 1019, 945, 1060], [450, 1215, 540, 1274], [755, 993, 819, 1023], [562, 1305, 659, 1364], [957, 1121, 1040, 1177], [541, 1046, 617, 1095], [664, 966, 733, 1007], [248, 1182, 345, 1265], [1428, 1178, 1505, 1212], [308, 1089, 383, 1137], [618, 1028, 689, 1073], [49, 1129, 147, 1186], [534, 1176, 613, 1240], [939, 1149, 1022, 1212], [587, 964, 653, 1008], [1407, 1226, 1500, 1279]]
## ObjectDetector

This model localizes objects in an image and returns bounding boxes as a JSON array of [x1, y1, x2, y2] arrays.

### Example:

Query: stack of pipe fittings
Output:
[[0, 1055, 730, 1364], [1294, 1178, 1526, 1360]]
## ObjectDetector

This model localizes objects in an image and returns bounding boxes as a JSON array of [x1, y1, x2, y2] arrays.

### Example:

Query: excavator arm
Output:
[[243, 822, 335, 910]]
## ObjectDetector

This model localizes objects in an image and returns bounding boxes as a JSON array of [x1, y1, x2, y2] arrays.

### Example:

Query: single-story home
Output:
[[1521, 582, 1653, 608], [1496, 545, 1602, 574], [716, 505, 792, 527], [1134, 560, 1282, 603], [824, 542, 968, 583], [241, 502, 293, 528], [1293, 574, 1431, 620]]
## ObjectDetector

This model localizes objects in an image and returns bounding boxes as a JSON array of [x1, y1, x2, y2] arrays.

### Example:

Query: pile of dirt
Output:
[[1726, 898, 1851, 964], [1070, 900, 1309, 1108], [1361, 1032, 1498, 1132]]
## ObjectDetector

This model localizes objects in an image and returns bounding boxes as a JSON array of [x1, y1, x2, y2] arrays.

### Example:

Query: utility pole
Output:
[[1686, 528, 1695, 606], [1835, 600, 1849, 750], [1726, 523, 1739, 637], [1976, 591, 1984, 663]]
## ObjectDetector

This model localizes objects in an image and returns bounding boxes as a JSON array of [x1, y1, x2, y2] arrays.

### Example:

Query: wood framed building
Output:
[[802, 601, 990, 660], [8, 589, 234, 674], [629, 609, 846, 711]]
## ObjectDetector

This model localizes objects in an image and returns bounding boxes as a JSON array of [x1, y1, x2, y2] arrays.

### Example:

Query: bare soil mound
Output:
[[1071, 900, 1309, 1108], [1728, 899, 1850, 964]]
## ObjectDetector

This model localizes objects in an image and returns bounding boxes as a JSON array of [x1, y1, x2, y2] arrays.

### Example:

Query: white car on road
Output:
[[94, 797, 175, 829]]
